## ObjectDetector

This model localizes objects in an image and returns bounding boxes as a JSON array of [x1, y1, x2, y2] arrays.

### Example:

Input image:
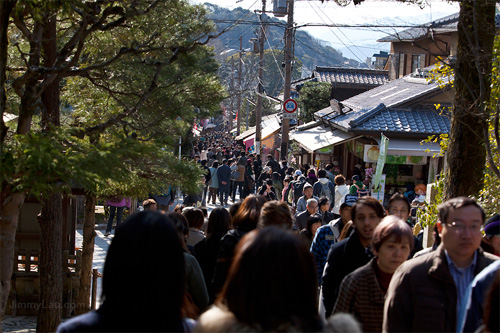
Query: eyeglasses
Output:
[[446, 222, 482, 234]]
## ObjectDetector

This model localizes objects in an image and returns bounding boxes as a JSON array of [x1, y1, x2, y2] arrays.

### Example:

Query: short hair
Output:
[[351, 196, 385, 221], [371, 216, 414, 252], [258, 201, 292, 229], [101, 211, 184, 330], [325, 164, 333, 171], [306, 198, 318, 207], [307, 169, 316, 176], [318, 169, 327, 178], [438, 197, 485, 225], [182, 207, 204, 229], [212, 161, 219, 168], [268, 154, 273, 159], [284, 177, 292, 184], [142, 198, 157, 209], [334, 174, 346, 185], [266, 179, 273, 186], [387, 193, 411, 213], [200, 160, 207, 166], [232, 195, 267, 232], [318, 196, 329, 208], [218, 227, 321, 331]]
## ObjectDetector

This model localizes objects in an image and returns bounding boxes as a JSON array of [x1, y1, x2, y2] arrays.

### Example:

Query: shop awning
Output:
[[376, 137, 441, 156], [290, 125, 359, 153]]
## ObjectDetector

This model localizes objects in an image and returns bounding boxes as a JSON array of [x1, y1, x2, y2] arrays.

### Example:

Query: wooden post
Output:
[[91, 269, 98, 310]]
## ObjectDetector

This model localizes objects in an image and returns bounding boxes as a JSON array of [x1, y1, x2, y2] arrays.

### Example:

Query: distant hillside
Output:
[[204, 3, 364, 77]]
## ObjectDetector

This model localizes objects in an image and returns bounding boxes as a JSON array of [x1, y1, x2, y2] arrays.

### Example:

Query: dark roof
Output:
[[313, 66, 452, 135], [378, 12, 500, 43], [313, 66, 389, 86], [351, 107, 450, 135], [378, 13, 459, 43]]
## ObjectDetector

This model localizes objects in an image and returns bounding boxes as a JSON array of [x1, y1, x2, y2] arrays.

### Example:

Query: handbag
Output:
[[230, 170, 240, 181]]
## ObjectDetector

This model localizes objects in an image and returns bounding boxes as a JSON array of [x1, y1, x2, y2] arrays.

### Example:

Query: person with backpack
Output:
[[313, 169, 335, 208], [289, 172, 306, 206]]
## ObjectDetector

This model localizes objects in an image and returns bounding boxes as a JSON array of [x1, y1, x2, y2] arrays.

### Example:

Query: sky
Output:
[[190, 0, 460, 62]]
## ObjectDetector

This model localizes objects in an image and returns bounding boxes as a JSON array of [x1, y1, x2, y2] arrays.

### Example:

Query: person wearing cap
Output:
[[311, 196, 358, 285], [481, 214, 500, 256], [296, 183, 319, 215]]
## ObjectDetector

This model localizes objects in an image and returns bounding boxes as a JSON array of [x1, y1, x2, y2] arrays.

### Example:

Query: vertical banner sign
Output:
[[373, 134, 389, 191]]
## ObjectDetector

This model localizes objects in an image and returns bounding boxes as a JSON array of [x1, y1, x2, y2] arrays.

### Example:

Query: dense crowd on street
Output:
[[58, 129, 500, 333]]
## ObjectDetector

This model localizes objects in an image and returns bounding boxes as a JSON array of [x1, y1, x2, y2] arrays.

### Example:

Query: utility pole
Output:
[[255, 0, 266, 156], [280, 0, 294, 161], [229, 56, 234, 133], [237, 36, 242, 136]]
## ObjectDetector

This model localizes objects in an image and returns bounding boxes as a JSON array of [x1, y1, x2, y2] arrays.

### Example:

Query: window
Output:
[[411, 54, 421, 73]]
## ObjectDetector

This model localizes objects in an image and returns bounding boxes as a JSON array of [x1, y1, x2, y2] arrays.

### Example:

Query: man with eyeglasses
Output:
[[383, 197, 498, 332]]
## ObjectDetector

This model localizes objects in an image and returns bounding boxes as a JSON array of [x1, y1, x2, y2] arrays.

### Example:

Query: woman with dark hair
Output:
[[306, 168, 318, 186], [300, 215, 322, 249], [194, 208, 232, 303], [243, 159, 255, 198], [333, 216, 414, 332], [196, 227, 323, 332], [57, 211, 190, 332], [212, 195, 267, 297], [318, 196, 335, 224]]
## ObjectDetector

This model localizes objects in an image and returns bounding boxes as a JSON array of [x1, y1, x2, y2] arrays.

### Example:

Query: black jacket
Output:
[[321, 231, 373, 317]]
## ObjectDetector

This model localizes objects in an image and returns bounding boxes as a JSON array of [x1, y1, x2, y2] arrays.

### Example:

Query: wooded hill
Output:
[[205, 3, 363, 77]]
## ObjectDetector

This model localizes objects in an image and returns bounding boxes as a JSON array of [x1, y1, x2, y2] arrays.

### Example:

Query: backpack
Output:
[[320, 182, 333, 202], [292, 179, 306, 204]]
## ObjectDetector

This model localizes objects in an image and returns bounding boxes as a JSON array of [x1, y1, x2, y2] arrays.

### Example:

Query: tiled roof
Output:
[[352, 107, 450, 135], [378, 13, 500, 43], [378, 13, 459, 42], [313, 66, 389, 86], [313, 65, 452, 135]]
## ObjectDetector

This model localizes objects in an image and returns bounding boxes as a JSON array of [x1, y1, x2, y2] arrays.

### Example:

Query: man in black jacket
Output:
[[319, 196, 385, 319]]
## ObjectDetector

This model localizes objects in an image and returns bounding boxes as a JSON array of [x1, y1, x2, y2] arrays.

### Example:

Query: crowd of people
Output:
[[58, 130, 500, 332]]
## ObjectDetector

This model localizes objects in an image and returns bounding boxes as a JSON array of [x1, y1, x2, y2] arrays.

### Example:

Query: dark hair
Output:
[[284, 177, 292, 184], [182, 207, 204, 229], [200, 160, 207, 166], [318, 169, 327, 178], [229, 201, 243, 219], [100, 212, 185, 331], [218, 227, 321, 331], [351, 196, 385, 221], [258, 201, 292, 229], [200, 207, 208, 217], [387, 193, 411, 214], [352, 175, 360, 182], [212, 161, 219, 168], [372, 216, 414, 252], [325, 164, 333, 171], [334, 174, 346, 185], [173, 204, 184, 213], [207, 207, 231, 240], [484, 270, 500, 333], [318, 196, 330, 208], [438, 197, 485, 225], [266, 179, 273, 186], [306, 215, 322, 238], [232, 195, 267, 232]]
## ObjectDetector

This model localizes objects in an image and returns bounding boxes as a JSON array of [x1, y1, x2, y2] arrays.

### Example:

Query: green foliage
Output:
[[297, 81, 331, 122]]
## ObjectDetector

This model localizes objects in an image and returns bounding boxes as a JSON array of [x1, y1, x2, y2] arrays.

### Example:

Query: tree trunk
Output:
[[36, 193, 63, 332], [444, 0, 496, 200], [37, 15, 63, 332], [0, 191, 25, 324], [74, 193, 96, 315]]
